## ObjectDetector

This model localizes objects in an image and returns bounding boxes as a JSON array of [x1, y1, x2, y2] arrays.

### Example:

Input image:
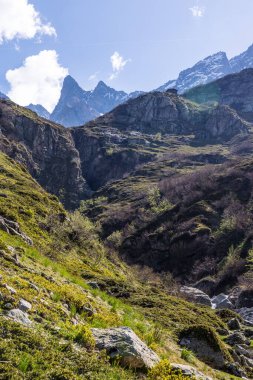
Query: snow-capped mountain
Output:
[[50, 76, 144, 127], [230, 44, 253, 72], [26, 104, 50, 119], [157, 44, 253, 94]]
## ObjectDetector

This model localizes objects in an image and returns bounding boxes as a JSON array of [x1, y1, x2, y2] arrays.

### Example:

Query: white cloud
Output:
[[189, 5, 205, 17], [88, 71, 99, 81], [109, 51, 131, 81], [0, 0, 56, 44], [6, 50, 68, 112]]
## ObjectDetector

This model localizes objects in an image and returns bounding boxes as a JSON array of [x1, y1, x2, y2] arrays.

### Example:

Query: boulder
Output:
[[236, 289, 253, 308], [5, 284, 16, 295], [171, 363, 213, 379], [224, 332, 249, 346], [179, 325, 230, 369], [7, 309, 32, 326], [227, 318, 241, 330], [193, 278, 216, 295], [237, 307, 253, 325], [87, 281, 100, 289], [18, 299, 32, 312], [91, 327, 160, 369], [180, 286, 212, 306], [212, 294, 234, 309]]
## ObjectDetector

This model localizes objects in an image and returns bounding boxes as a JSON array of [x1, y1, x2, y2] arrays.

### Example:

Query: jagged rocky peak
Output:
[[50, 75, 98, 127], [60, 75, 89, 100], [230, 43, 253, 72], [176, 51, 231, 93], [157, 43, 253, 94]]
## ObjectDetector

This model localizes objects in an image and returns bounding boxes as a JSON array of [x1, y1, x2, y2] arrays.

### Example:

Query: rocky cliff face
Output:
[[71, 127, 153, 190], [0, 100, 88, 208], [185, 68, 253, 123], [85, 91, 249, 141]]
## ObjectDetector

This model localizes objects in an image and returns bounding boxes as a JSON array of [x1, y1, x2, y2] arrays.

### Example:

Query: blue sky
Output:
[[0, 0, 253, 111]]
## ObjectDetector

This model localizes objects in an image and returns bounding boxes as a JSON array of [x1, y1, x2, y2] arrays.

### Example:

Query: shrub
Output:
[[148, 360, 196, 379], [107, 230, 123, 249], [181, 348, 195, 364], [73, 325, 95, 350]]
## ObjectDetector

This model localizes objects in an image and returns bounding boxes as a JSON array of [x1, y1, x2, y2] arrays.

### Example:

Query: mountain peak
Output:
[[62, 75, 84, 94], [95, 80, 109, 90]]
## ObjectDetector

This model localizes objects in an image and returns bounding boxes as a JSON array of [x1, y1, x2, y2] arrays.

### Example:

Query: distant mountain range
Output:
[[26, 104, 50, 119], [6, 43, 253, 127], [157, 44, 253, 93], [50, 76, 144, 127]]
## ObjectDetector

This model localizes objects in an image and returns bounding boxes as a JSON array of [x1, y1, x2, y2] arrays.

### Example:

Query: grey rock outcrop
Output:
[[18, 299, 32, 312], [237, 307, 253, 325], [0, 216, 32, 245], [236, 289, 253, 308], [91, 327, 160, 369], [7, 309, 32, 326], [0, 100, 89, 209], [180, 286, 212, 306], [85, 91, 249, 142], [171, 363, 213, 380], [211, 294, 234, 310]]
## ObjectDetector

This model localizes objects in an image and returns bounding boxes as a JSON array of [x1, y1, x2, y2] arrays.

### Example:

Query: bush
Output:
[[181, 348, 195, 363], [148, 360, 196, 379]]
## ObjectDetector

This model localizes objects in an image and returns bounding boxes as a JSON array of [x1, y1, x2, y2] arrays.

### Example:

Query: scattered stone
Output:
[[235, 344, 253, 359], [244, 328, 253, 338], [87, 281, 100, 289], [212, 294, 234, 309], [0, 216, 33, 245], [225, 362, 247, 378], [216, 327, 229, 336], [18, 299, 32, 312], [5, 284, 16, 295], [7, 309, 32, 326], [82, 306, 94, 317], [180, 286, 212, 306], [237, 307, 253, 325], [179, 326, 229, 369], [224, 332, 248, 346], [170, 363, 213, 380], [4, 303, 13, 309], [236, 289, 253, 308], [227, 318, 241, 330], [92, 327, 160, 369], [29, 282, 39, 292], [193, 278, 216, 295]]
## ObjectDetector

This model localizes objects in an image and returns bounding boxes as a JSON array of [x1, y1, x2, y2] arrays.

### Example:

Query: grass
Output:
[[0, 151, 245, 379]]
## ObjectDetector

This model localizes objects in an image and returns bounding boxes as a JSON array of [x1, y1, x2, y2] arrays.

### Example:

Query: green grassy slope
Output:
[[0, 152, 242, 379]]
